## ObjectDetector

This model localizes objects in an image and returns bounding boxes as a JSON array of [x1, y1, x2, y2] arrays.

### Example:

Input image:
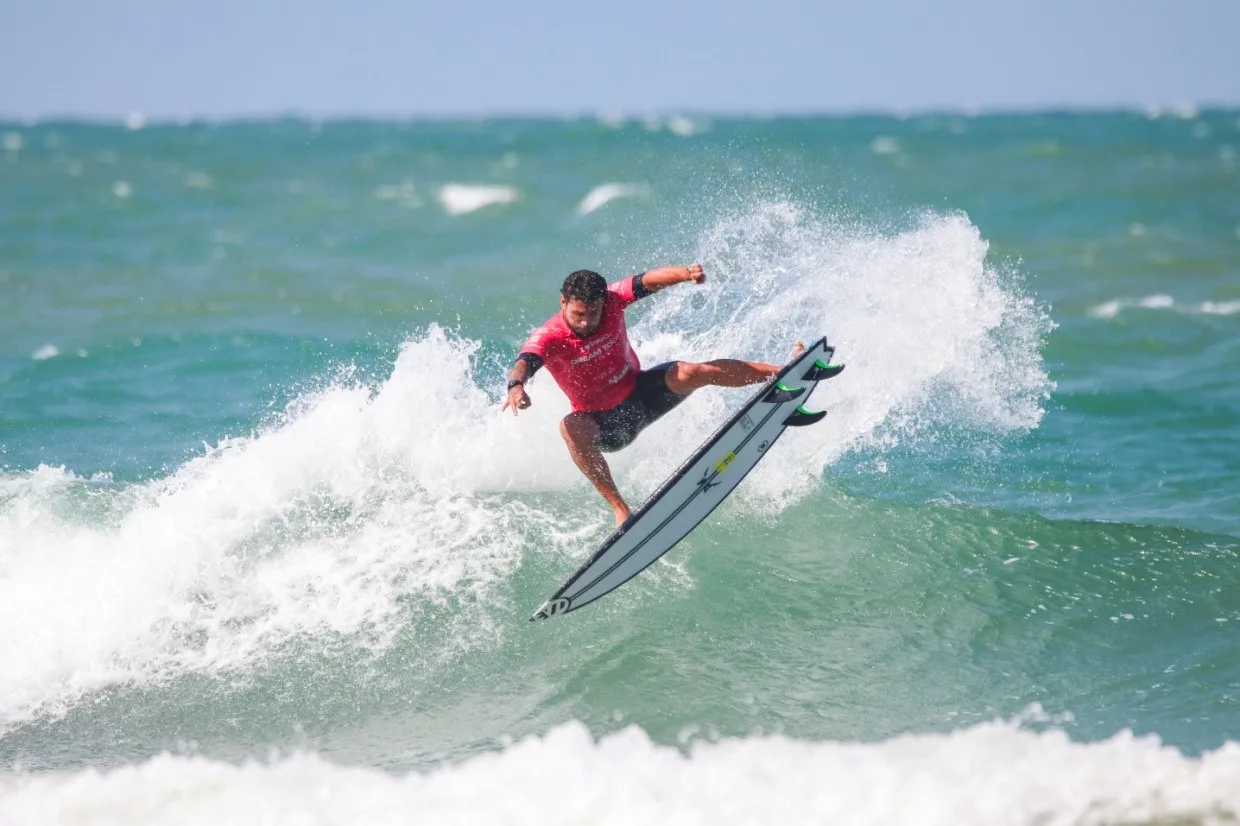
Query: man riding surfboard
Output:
[[503, 265, 801, 526]]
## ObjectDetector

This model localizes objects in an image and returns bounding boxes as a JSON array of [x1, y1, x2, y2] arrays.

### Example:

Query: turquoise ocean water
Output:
[[1, 112, 1239, 823]]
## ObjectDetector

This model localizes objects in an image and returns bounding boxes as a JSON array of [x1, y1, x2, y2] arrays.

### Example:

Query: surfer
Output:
[[503, 265, 799, 527]]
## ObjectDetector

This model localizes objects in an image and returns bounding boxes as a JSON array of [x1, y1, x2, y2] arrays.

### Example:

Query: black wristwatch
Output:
[[507, 379, 524, 390]]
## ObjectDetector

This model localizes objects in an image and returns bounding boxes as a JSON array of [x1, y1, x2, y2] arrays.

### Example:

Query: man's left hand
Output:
[[686, 263, 706, 284]]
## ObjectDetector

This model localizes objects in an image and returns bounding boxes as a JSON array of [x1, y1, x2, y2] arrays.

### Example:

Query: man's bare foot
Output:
[[613, 506, 631, 528], [791, 340, 806, 359]]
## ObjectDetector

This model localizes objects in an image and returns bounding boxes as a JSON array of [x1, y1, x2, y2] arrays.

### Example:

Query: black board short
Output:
[[590, 362, 688, 453]]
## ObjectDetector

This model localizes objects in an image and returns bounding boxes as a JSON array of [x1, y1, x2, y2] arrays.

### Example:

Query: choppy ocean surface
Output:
[[1, 111, 1239, 824]]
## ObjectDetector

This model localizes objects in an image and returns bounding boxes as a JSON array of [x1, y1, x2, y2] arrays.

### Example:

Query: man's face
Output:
[[561, 296, 604, 337]]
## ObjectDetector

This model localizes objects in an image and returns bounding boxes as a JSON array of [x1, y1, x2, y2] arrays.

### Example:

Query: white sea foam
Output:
[[1091, 299, 1123, 320], [1200, 300, 1240, 316], [667, 116, 706, 137], [1139, 294, 1174, 309], [1090, 294, 1176, 318], [1092, 295, 1240, 318], [576, 183, 649, 216], [374, 182, 420, 206], [615, 203, 1054, 510], [31, 344, 59, 361], [2, 131, 23, 152], [112, 180, 132, 199], [437, 183, 518, 215], [870, 136, 900, 155], [2, 720, 1238, 825], [183, 171, 213, 190], [125, 112, 146, 131], [0, 328, 589, 732]]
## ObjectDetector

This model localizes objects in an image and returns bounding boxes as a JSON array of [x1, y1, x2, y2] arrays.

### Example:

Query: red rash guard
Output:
[[520, 276, 643, 412]]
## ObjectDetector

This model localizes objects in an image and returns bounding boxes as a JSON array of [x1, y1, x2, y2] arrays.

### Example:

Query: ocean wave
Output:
[[374, 182, 420, 206], [0, 204, 1055, 740], [1200, 300, 1240, 316], [436, 184, 518, 215], [1090, 295, 1240, 318], [639, 115, 709, 136], [3, 719, 1238, 825], [576, 183, 648, 216], [0, 328, 589, 734]]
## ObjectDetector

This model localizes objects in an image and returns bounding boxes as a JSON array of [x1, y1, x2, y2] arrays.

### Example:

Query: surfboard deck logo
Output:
[[531, 336, 845, 621]]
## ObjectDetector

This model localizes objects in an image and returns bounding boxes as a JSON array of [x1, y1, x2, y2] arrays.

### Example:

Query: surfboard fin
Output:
[[763, 382, 805, 404], [784, 406, 827, 427], [803, 359, 845, 382]]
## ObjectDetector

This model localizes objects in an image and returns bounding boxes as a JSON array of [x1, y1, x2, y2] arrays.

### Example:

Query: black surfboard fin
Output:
[[803, 359, 845, 381], [784, 406, 827, 427], [763, 382, 806, 404]]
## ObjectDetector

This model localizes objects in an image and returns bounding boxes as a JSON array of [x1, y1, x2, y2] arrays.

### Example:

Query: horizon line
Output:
[[3, 100, 1239, 128]]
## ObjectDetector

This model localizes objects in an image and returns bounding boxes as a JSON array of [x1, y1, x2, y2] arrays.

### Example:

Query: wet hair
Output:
[[561, 270, 607, 303]]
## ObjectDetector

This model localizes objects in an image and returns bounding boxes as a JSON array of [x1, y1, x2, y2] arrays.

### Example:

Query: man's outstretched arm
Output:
[[637, 263, 706, 295]]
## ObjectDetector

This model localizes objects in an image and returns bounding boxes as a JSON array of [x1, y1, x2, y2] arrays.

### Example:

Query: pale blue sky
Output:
[[2, 0, 1237, 119]]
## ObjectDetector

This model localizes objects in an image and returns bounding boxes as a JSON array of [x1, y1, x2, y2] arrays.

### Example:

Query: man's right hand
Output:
[[502, 385, 531, 415]]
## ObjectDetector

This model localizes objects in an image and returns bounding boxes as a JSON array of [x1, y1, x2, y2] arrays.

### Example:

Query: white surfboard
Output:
[[531, 336, 844, 620]]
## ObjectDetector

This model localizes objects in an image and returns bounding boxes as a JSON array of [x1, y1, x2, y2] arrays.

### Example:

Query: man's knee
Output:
[[560, 412, 600, 445], [665, 361, 706, 395]]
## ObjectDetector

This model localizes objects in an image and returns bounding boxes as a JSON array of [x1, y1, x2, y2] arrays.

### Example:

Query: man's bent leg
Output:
[[664, 343, 805, 395], [665, 359, 777, 395], [560, 412, 631, 526]]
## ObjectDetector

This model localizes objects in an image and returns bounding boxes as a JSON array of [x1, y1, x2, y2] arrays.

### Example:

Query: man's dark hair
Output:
[[561, 270, 607, 303]]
